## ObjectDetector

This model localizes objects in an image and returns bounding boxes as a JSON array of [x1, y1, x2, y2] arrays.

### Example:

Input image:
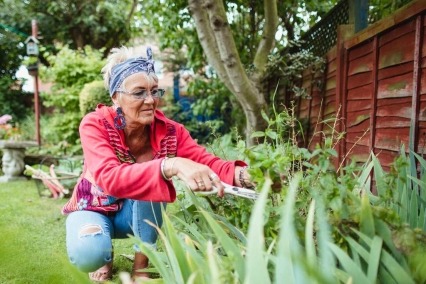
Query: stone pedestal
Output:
[[0, 140, 38, 182]]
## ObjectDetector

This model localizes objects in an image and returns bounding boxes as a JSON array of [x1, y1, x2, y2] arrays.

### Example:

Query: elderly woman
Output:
[[62, 46, 252, 282]]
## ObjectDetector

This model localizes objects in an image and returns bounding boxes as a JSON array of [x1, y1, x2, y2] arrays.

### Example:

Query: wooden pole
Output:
[[31, 19, 41, 146]]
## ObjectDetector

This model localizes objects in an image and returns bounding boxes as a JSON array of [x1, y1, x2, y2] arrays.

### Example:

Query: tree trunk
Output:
[[188, 0, 277, 145]]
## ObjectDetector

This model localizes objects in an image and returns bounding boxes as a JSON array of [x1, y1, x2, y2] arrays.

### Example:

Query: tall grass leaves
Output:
[[244, 176, 272, 284], [314, 195, 335, 281], [275, 172, 305, 284], [138, 217, 185, 283], [135, 147, 425, 283], [355, 231, 415, 284], [206, 241, 221, 283], [355, 153, 374, 194], [200, 210, 245, 280], [162, 209, 192, 281], [329, 242, 370, 284]]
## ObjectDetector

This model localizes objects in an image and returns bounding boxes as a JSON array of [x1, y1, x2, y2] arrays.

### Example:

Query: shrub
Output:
[[79, 80, 110, 115], [38, 45, 106, 153]]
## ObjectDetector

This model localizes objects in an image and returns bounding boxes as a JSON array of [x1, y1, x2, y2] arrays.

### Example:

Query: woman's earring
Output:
[[114, 107, 126, 130]]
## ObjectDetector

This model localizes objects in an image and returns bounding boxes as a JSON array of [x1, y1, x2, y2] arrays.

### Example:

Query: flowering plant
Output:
[[0, 114, 22, 141]]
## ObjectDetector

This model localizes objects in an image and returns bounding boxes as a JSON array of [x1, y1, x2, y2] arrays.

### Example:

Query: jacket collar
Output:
[[95, 104, 169, 154]]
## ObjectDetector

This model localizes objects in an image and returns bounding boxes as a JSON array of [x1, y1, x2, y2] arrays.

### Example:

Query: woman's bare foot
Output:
[[88, 261, 113, 282]]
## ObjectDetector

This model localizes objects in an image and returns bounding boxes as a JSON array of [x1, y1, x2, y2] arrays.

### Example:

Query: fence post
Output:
[[335, 24, 354, 170], [348, 0, 369, 33]]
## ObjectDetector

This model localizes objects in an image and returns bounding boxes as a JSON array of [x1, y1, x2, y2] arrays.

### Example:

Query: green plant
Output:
[[162, 76, 242, 144], [39, 44, 106, 153], [79, 80, 111, 115], [128, 101, 426, 283], [134, 149, 426, 283]]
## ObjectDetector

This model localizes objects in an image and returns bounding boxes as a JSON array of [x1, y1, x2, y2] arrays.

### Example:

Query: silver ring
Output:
[[209, 173, 218, 181]]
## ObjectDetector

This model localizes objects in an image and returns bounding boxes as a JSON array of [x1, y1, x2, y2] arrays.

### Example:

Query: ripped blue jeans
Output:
[[65, 199, 165, 272]]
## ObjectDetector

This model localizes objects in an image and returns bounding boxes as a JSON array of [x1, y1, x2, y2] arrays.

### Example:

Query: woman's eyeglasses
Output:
[[116, 88, 165, 100]]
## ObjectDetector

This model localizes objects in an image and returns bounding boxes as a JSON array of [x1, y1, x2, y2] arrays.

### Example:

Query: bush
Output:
[[39, 45, 106, 153], [79, 80, 111, 115]]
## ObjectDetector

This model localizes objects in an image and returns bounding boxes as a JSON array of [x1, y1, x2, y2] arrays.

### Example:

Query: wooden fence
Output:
[[296, 0, 426, 170]]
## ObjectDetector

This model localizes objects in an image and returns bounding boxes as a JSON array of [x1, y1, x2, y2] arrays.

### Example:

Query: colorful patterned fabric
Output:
[[109, 47, 156, 96]]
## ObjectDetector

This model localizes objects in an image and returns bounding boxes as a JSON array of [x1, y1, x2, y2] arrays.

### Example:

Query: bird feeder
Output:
[[25, 36, 39, 56]]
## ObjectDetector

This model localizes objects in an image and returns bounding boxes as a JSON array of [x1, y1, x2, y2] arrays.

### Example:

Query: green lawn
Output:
[[0, 180, 136, 284]]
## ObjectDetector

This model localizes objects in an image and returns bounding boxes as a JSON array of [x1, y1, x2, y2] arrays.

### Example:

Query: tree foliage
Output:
[[0, 0, 138, 130], [0, 0, 138, 58], [136, 0, 340, 144]]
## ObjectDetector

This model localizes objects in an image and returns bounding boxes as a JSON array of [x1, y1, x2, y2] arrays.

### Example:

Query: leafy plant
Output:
[[130, 104, 426, 283], [79, 80, 110, 115], [38, 45, 106, 154]]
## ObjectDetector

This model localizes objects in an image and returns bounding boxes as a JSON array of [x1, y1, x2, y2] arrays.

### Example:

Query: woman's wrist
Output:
[[236, 166, 254, 188], [160, 157, 172, 181], [165, 157, 178, 179]]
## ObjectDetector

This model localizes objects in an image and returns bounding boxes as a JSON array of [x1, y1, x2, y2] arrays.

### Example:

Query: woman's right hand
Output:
[[164, 157, 224, 197]]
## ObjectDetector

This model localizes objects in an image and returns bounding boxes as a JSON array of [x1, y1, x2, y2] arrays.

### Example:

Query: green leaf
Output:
[[206, 241, 221, 283], [260, 110, 270, 123], [400, 185, 408, 222], [183, 235, 207, 284], [328, 243, 370, 284], [162, 209, 192, 280], [210, 214, 247, 244], [367, 237, 383, 282], [355, 155, 374, 193], [147, 215, 186, 284], [315, 197, 335, 279], [355, 231, 415, 284], [251, 131, 266, 138], [136, 233, 174, 282], [275, 173, 305, 284], [244, 177, 272, 284], [200, 210, 245, 279], [305, 200, 316, 266], [265, 130, 278, 140], [374, 220, 400, 258], [372, 155, 386, 197], [360, 192, 375, 237], [409, 188, 418, 228], [334, 268, 351, 283], [171, 216, 208, 249]]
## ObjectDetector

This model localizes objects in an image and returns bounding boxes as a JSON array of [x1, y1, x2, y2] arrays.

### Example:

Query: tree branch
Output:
[[253, 0, 278, 73], [204, 0, 261, 105], [126, 0, 138, 23], [188, 0, 234, 92]]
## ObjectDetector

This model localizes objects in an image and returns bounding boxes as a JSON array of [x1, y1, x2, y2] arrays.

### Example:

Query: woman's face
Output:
[[112, 72, 160, 128]]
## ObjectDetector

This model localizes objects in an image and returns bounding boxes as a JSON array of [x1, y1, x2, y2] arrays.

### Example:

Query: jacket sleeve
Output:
[[175, 123, 247, 185], [79, 113, 176, 202]]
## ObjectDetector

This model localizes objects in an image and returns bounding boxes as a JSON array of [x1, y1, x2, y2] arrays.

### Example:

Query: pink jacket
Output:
[[62, 105, 245, 214]]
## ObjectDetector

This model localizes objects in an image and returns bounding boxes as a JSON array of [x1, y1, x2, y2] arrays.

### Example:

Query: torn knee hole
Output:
[[79, 224, 104, 237]]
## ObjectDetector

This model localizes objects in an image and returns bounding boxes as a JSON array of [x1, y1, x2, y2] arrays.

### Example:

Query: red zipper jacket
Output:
[[62, 104, 246, 214]]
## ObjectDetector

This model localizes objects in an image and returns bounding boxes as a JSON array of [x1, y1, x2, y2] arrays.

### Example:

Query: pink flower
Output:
[[0, 115, 12, 125]]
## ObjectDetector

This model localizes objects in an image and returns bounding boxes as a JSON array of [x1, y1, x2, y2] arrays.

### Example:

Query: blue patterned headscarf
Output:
[[108, 47, 156, 97]]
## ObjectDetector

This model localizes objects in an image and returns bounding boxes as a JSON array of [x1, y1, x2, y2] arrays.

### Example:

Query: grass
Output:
[[0, 180, 137, 284]]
